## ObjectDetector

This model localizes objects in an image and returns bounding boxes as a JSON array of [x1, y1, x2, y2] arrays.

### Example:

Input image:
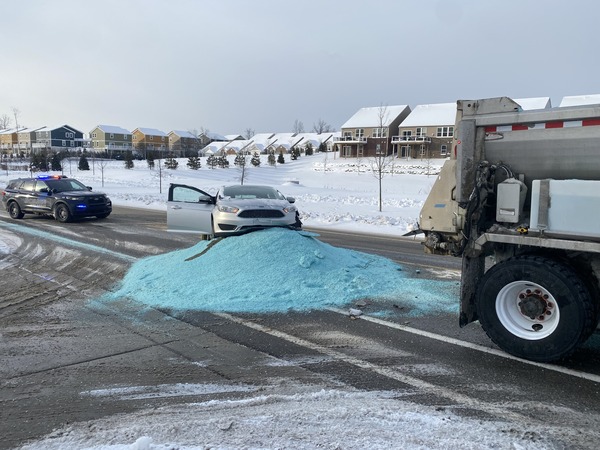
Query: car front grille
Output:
[[238, 209, 284, 218]]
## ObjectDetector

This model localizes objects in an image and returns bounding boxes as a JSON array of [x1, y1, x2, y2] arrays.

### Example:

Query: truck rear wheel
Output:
[[476, 255, 598, 362]]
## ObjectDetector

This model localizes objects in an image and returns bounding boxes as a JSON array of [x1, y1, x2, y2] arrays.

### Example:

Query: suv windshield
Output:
[[45, 179, 88, 193]]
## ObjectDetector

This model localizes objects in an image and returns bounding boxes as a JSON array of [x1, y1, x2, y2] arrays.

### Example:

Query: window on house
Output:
[[416, 127, 427, 137], [70, 141, 74, 147], [436, 126, 454, 137], [62, 140, 66, 146], [343, 145, 352, 156], [355, 129, 364, 139], [92, 133, 97, 138], [373, 128, 388, 138], [110, 133, 114, 138], [401, 130, 412, 138], [440, 145, 448, 156], [343, 131, 352, 140], [420, 145, 426, 156], [150, 136, 154, 140]]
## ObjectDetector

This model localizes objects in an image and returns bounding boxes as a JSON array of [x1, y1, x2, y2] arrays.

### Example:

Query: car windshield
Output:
[[45, 179, 88, 193], [221, 185, 285, 200]]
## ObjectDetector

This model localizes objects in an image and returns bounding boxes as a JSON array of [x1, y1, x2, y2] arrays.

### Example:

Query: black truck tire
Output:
[[476, 255, 598, 362]]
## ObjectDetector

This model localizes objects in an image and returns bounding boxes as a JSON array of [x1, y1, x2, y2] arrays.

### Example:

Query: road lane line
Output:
[[327, 308, 600, 384], [0, 222, 137, 262], [215, 311, 529, 423]]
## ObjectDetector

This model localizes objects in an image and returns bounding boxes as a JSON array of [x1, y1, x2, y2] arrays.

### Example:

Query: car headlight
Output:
[[217, 205, 240, 214], [283, 205, 297, 213], [64, 196, 85, 201]]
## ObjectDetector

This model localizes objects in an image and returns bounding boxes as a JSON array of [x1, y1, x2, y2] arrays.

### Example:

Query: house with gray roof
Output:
[[335, 105, 411, 158], [132, 127, 168, 156], [168, 130, 201, 156], [90, 125, 132, 155]]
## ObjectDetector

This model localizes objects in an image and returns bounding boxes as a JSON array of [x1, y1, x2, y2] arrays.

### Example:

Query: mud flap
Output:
[[459, 254, 485, 327]]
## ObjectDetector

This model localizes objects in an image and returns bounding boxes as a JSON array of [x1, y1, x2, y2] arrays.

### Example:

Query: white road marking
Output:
[[215, 312, 528, 423], [327, 308, 600, 384]]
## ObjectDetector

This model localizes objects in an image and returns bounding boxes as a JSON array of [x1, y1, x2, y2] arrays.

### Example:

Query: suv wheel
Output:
[[8, 201, 24, 219], [54, 204, 72, 223]]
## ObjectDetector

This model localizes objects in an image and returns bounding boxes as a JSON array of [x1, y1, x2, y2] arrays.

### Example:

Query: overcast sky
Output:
[[2, 0, 599, 136]]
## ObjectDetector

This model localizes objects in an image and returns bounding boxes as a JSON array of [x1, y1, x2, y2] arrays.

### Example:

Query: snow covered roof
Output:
[[204, 131, 227, 141], [294, 132, 336, 147], [399, 103, 456, 128], [202, 141, 228, 155], [96, 125, 131, 135], [134, 127, 167, 137], [514, 97, 551, 110], [17, 126, 44, 134], [341, 105, 410, 129], [225, 134, 244, 141], [170, 130, 197, 139], [559, 94, 600, 107]]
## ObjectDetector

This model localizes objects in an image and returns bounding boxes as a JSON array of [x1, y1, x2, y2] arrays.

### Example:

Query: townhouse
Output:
[[335, 105, 411, 158]]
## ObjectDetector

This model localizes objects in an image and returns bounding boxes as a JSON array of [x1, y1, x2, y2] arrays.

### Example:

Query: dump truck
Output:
[[419, 96, 600, 362]]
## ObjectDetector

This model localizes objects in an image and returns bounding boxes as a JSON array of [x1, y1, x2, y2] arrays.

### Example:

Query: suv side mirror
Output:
[[87, 186, 93, 191]]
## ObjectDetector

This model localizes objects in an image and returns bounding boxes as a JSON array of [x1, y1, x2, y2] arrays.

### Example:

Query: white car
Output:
[[167, 184, 301, 237]]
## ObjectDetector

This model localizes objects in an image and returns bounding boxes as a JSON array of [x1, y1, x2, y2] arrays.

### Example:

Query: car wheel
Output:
[[476, 255, 598, 362], [8, 201, 24, 219], [54, 204, 72, 223]]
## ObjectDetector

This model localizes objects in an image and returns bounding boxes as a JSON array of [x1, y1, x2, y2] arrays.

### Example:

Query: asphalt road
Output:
[[1, 205, 600, 449]]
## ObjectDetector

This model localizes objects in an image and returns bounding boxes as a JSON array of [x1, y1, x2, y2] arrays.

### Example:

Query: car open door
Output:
[[167, 184, 215, 234]]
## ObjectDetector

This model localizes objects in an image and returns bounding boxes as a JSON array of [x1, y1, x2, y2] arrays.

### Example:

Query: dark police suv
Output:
[[1, 175, 112, 222]]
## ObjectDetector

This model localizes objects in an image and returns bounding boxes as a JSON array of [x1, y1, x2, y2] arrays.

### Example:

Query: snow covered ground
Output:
[[3, 154, 572, 449], [2, 152, 440, 237]]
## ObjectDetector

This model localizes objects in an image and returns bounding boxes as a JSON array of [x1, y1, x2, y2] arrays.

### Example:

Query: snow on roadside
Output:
[[20, 387, 563, 450], [0, 154, 443, 236]]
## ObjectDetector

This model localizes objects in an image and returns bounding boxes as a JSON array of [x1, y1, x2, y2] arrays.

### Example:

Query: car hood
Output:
[[218, 198, 290, 209]]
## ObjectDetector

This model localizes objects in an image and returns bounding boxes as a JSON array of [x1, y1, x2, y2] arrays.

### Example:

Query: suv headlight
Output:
[[218, 205, 240, 214], [283, 205, 297, 213], [63, 195, 85, 201]]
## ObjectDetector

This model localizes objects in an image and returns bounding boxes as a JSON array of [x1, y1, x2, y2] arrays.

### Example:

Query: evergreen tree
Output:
[[78, 154, 90, 171], [290, 147, 300, 160], [217, 155, 229, 168], [29, 153, 42, 172], [206, 154, 217, 169], [305, 142, 314, 156], [318, 142, 327, 153], [164, 154, 179, 169], [187, 155, 201, 170], [251, 153, 261, 167], [277, 151, 285, 164], [147, 153, 155, 169], [51, 152, 62, 171], [268, 153, 276, 166], [234, 153, 246, 167], [124, 151, 134, 169]]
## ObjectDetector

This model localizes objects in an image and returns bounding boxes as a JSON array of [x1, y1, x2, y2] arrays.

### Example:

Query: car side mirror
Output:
[[87, 186, 93, 191], [287, 197, 295, 203], [39, 188, 50, 194]]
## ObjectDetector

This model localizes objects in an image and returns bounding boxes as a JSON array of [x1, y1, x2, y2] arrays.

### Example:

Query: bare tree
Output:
[[369, 104, 392, 212], [244, 128, 255, 140], [0, 114, 11, 130], [312, 118, 333, 134], [293, 119, 304, 134], [12, 107, 21, 131]]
